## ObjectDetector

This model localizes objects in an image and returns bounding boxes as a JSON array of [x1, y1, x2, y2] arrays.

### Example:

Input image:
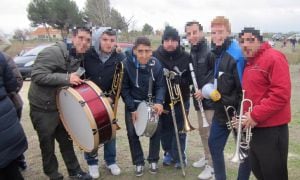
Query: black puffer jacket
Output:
[[83, 47, 126, 94], [0, 52, 28, 168], [190, 38, 214, 110], [209, 38, 243, 124], [153, 46, 192, 104]]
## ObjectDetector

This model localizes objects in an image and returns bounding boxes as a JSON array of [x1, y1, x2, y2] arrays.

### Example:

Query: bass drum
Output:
[[134, 101, 159, 137], [57, 80, 116, 152]]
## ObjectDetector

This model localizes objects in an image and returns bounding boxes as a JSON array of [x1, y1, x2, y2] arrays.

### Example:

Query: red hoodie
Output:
[[242, 42, 291, 127]]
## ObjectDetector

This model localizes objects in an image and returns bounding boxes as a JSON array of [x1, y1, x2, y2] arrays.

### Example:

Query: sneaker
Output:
[[49, 172, 64, 180], [193, 157, 207, 168], [69, 170, 92, 180], [18, 160, 27, 171], [198, 165, 214, 179], [163, 152, 173, 166], [107, 164, 121, 176], [174, 159, 187, 169], [135, 165, 144, 177], [149, 162, 158, 174], [88, 165, 99, 179]]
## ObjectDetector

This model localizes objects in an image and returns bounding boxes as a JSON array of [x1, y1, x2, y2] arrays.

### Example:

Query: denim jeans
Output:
[[208, 118, 251, 180], [84, 138, 117, 166], [160, 101, 189, 163], [125, 106, 161, 165]]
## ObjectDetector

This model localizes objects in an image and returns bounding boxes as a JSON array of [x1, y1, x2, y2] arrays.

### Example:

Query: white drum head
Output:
[[135, 101, 149, 136], [58, 88, 97, 152]]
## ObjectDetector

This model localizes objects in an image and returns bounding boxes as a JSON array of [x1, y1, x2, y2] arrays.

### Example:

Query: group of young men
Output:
[[0, 15, 291, 180]]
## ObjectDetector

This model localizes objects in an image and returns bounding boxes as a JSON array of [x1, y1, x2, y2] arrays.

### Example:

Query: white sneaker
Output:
[[193, 157, 207, 168], [198, 165, 214, 179], [107, 164, 121, 176], [88, 165, 99, 179]]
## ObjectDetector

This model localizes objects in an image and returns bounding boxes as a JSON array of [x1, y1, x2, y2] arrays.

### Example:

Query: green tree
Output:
[[142, 23, 153, 35], [27, 0, 51, 40], [27, 0, 84, 39], [48, 0, 84, 38]]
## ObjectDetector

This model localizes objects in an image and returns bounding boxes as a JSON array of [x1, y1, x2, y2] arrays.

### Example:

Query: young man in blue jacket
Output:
[[122, 37, 166, 177]]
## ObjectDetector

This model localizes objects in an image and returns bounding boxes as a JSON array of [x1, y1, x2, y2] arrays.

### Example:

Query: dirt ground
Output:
[[15, 63, 300, 180]]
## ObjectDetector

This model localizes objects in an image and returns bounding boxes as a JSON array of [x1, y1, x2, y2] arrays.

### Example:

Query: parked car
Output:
[[116, 42, 134, 52], [14, 44, 53, 80], [272, 33, 285, 41], [180, 36, 190, 48]]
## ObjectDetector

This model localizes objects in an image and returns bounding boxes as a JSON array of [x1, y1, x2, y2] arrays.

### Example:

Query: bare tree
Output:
[[85, 0, 110, 26]]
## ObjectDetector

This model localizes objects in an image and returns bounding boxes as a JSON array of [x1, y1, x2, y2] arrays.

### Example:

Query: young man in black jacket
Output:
[[207, 16, 250, 180], [153, 26, 192, 169], [83, 28, 125, 179], [122, 37, 166, 177], [185, 21, 214, 179]]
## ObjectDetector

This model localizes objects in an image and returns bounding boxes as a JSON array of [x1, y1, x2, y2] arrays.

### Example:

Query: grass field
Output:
[[6, 40, 300, 179]]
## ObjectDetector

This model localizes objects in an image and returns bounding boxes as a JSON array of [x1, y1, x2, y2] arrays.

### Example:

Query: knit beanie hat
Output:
[[239, 27, 263, 42], [162, 26, 180, 43]]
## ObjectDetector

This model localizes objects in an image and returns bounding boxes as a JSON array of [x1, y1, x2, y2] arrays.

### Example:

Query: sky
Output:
[[0, 0, 300, 34]]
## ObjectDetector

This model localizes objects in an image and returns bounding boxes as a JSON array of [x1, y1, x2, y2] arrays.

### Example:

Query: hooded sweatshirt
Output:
[[84, 28, 125, 93]]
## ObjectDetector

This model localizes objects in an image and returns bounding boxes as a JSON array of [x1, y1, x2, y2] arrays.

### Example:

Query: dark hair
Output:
[[239, 27, 263, 42], [185, 21, 203, 32], [133, 37, 151, 49], [102, 28, 117, 36], [72, 27, 92, 36]]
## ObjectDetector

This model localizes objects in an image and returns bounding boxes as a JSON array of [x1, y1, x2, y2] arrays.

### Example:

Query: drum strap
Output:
[[147, 59, 155, 102]]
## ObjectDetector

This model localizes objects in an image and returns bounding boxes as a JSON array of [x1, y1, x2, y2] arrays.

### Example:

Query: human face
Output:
[[186, 24, 203, 46], [100, 33, 117, 53], [133, 44, 152, 65], [72, 30, 91, 54], [239, 33, 261, 58], [163, 39, 179, 52], [211, 24, 230, 47]]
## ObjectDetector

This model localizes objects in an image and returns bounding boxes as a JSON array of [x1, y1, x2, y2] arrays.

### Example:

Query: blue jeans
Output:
[[84, 138, 116, 166], [208, 119, 251, 180], [160, 101, 189, 163], [124, 106, 161, 165]]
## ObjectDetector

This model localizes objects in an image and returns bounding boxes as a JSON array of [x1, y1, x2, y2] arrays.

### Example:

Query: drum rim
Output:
[[85, 81, 117, 140], [57, 85, 99, 152]]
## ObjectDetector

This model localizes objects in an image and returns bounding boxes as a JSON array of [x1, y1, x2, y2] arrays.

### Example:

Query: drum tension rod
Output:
[[78, 100, 86, 107]]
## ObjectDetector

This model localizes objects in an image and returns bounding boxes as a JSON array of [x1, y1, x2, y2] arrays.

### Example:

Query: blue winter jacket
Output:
[[0, 52, 28, 168], [121, 49, 166, 112]]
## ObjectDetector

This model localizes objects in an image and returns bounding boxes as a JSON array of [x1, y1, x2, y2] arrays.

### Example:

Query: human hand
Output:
[[131, 111, 138, 124], [153, 104, 164, 115], [243, 112, 257, 129], [194, 89, 203, 101], [69, 72, 84, 85]]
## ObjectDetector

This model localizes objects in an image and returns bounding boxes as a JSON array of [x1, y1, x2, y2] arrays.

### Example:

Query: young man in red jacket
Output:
[[239, 27, 291, 180]]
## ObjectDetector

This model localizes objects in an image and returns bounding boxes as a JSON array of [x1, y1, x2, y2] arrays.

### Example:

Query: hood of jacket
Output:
[[92, 27, 111, 56]]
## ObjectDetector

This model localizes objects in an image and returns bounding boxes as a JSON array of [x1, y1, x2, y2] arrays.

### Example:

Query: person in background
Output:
[[0, 51, 28, 180]]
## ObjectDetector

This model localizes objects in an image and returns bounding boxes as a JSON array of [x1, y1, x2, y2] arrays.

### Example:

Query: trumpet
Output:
[[225, 90, 253, 163], [110, 62, 124, 130], [188, 63, 209, 127]]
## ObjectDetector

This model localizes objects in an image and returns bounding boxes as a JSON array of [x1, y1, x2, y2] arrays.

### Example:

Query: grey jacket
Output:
[[28, 42, 83, 111]]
